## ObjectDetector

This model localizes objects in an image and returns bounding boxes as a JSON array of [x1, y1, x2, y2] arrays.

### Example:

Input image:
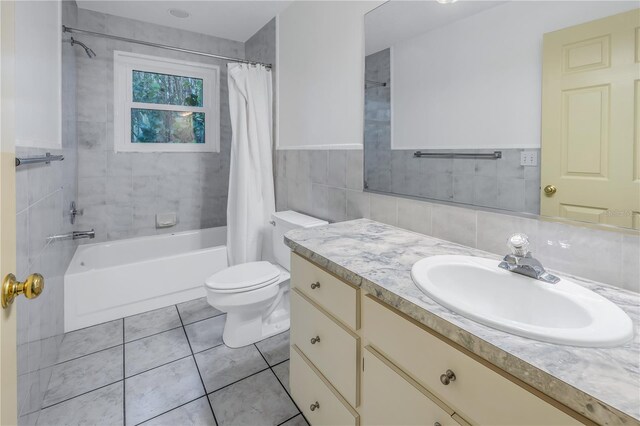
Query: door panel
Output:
[[0, 1, 18, 424], [541, 9, 640, 229]]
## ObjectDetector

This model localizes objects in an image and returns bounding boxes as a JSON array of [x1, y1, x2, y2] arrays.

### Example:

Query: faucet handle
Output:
[[507, 233, 530, 257]]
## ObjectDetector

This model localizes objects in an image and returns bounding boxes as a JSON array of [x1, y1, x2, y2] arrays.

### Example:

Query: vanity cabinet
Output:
[[289, 253, 587, 426]]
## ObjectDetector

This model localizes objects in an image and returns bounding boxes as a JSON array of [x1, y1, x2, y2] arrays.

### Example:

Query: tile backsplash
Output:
[[276, 149, 639, 293]]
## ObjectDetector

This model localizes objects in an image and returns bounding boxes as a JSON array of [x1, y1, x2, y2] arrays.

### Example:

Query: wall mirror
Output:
[[364, 1, 639, 230]]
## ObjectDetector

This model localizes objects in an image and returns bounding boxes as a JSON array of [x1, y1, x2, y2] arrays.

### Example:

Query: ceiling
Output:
[[76, 1, 292, 42], [366, 1, 506, 55]]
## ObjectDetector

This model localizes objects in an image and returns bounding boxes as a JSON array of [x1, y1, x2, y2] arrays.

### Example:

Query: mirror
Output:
[[364, 1, 639, 230]]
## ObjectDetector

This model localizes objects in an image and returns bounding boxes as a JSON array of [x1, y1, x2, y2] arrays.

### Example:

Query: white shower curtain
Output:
[[226, 63, 275, 266]]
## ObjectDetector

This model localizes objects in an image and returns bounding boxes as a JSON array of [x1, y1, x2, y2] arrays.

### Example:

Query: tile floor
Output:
[[32, 298, 307, 426]]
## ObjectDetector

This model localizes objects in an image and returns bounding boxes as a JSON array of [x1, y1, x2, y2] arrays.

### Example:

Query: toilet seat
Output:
[[205, 261, 281, 294]]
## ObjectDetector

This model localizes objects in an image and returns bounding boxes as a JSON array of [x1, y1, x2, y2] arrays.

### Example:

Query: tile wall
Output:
[[15, 2, 80, 423], [74, 9, 245, 242], [276, 149, 640, 294]]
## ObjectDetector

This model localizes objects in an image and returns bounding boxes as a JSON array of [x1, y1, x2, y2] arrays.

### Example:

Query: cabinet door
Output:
[[290, 345, 359, 426], [291, 289, 359, 408], [361, 346, 459, 426]]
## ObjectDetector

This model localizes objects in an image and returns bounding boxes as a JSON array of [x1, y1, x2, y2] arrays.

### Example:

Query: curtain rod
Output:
[[62, 25, 272, 68]]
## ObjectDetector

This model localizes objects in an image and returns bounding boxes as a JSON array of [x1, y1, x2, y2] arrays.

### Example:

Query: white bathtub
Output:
[[64, 227, 228, 332]]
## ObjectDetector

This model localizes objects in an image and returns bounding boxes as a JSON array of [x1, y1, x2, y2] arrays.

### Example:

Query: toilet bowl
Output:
[[205, 211, 327, 348]]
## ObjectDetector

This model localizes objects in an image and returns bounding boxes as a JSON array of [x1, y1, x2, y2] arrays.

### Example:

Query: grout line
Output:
[[54, 342, 124, 367], [175, 305, 219, 426], [254, 343, 305, 424], [132, 395, 209, 426], [124, 325, 184, 345], [277, 413, 304, 426], [41, 379, 124, 410], [192, 342, 225, 356], [51, 344, 123, 369], [181, 311, 226, 327], [205, 367, 272, 396], [124, 354, 193, 380]]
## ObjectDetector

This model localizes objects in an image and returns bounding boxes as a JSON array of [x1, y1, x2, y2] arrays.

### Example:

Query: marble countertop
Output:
[[284, 219, 640, 426]]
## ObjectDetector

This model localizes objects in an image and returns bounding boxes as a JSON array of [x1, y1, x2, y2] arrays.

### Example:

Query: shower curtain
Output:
[[226, 63, 275, 266]]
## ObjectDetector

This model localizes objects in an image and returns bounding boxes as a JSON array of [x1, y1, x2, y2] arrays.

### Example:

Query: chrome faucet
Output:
[[47, 229, 95, 243], [73, 229, 95, 240], [498, 234, 560, 284]]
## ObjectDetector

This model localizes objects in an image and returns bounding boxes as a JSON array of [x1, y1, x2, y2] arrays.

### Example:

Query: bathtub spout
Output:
[[73, 229, 95, 240], [47, 229, 95, 243]]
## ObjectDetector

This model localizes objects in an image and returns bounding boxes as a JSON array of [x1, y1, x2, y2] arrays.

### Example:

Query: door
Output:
[[541, 9, 640, 229], [0, 1, 17, 424]]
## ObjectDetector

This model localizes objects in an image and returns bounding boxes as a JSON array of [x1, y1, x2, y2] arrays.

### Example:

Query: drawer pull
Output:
[[310, 401, 320, 411], [310, 282, 321, 289], [439, 369, 456, 385], [434, 423, 442, 426], [310, 336, 321, 344]]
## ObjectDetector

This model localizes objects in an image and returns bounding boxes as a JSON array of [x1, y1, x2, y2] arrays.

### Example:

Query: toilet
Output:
[[205, 210, 328, 348]]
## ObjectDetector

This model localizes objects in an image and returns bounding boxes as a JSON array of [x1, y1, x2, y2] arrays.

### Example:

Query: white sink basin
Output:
[[411, 255, 633, 347]]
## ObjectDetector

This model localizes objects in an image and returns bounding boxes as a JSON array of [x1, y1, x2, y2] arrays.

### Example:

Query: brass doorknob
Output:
[[543, 185, 557, 196], [2, 273, 44, 309]]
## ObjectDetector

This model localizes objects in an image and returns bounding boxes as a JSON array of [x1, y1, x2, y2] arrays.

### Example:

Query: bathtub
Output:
[[64, 227, 228, 332]]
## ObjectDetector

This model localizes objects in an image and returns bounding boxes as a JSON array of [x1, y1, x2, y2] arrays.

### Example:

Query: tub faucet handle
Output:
[[69, 201, 84, 225]]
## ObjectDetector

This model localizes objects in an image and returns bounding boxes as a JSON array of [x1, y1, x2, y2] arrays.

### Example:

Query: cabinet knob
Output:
[[440, 369, 456, 385], [310, 401, 320, 411], [310, 336, 321, 344], [310, 282, 321, 289]]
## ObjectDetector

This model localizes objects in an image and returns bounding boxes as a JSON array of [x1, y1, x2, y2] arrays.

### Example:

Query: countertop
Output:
[[284, 219, 640, 426]]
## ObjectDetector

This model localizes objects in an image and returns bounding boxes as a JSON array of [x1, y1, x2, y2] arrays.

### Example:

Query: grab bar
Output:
[[15, 153, 64, 167], [413, 151, 502, 160]]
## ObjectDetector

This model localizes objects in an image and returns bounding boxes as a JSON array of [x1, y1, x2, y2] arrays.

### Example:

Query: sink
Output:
[[411, 255, 633, 347]]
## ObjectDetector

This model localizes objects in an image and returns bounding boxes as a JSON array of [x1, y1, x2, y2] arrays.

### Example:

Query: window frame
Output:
[[113, 51, 220, 153]]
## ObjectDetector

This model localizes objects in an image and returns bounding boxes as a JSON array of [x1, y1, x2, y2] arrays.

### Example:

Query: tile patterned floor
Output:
[[33, 298, 307, 426]]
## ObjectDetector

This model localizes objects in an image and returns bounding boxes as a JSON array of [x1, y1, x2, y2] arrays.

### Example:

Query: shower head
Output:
[[69, 37, 96, 58]]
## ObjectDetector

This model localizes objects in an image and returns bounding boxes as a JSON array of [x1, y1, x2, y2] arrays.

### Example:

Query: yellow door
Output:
[[541, 9, 640, 229], [0, 1, 18, 424]]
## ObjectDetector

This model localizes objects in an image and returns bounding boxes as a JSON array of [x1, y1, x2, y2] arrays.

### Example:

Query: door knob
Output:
[[2, 273, 44, 309], [543, 185, 557, 196]]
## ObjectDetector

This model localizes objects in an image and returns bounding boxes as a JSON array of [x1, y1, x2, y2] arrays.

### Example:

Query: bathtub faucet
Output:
[[47, 229, 95, 243]]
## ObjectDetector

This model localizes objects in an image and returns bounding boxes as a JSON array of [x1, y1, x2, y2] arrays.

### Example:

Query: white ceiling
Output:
[[366, 0, 506, 55], [76, 1, 292, 42]]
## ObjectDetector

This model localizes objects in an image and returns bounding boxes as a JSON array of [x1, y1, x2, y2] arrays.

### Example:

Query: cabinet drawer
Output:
[[363, 295, 581, 426], [291, 253, 359, 330], [290, 345, 359, 426], [362, 346, 460, 426], [291, 289, 359, 408]]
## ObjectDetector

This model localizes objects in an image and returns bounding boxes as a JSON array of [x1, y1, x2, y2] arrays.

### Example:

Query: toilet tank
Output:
[[272, 210, 328, 271]]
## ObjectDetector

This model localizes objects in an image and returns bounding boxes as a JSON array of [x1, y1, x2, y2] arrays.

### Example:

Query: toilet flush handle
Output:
[[310, 282, 320, 290]]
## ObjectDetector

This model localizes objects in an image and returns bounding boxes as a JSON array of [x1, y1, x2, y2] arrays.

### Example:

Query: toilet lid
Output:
[[205, 261, 280, 292]]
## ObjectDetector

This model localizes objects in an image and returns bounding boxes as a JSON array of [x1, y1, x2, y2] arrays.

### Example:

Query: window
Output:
[[114, 51, 220, 153]]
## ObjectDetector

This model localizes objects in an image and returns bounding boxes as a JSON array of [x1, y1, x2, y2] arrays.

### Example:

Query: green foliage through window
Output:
[[132, 70, 203, 107], [131, 109, 205, 144]]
